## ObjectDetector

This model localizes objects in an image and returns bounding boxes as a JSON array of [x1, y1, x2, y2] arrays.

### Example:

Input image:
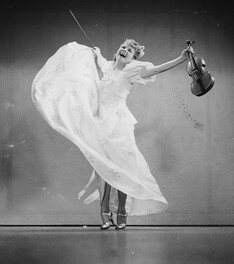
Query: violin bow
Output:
[[69, 9, 95, 49]]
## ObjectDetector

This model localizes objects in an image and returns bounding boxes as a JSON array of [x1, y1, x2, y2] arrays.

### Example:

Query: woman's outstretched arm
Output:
[[140, 47, 193, 78]]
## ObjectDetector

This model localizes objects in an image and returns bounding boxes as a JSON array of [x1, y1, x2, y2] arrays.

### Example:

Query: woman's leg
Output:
[[116, 190, 127, 229], [117, 190, 127, 214], [100, 181, 128, 229], [100, 181, 114, 229], [101, 182, 111, 213]]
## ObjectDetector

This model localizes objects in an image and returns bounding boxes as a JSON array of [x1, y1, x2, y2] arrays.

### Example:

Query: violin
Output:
[[186, 40, 215, 96]]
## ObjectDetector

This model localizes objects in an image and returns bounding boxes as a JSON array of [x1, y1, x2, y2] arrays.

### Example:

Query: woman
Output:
[[32, 39, 192, 230], [91, 39, 192, 230]]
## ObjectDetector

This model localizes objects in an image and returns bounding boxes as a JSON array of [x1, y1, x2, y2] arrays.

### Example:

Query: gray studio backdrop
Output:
[[0, 5, 233, 225]]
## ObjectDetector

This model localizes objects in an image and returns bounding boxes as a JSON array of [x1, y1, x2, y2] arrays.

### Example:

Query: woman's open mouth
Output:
[[119, 50, 127, 58]]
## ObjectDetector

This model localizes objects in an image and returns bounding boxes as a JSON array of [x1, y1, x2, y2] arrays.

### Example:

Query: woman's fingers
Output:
[[187, 46, 194, 54]]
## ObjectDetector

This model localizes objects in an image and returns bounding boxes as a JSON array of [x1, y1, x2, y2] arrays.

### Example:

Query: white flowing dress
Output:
[[32, 42, 168, 215]]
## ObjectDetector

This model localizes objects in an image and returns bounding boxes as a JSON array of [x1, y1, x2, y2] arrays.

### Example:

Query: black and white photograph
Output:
[[0, 0, 233, 263]]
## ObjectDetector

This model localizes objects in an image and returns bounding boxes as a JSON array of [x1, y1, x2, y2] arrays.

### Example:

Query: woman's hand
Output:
[[180, 46, 194, 60], [92, 47, 107, 68], [92, 47, 101, 57]]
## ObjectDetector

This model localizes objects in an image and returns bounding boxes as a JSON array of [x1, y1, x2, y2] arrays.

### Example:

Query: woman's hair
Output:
[[113, 39, 145, 61], [124, 39, 145, 59]]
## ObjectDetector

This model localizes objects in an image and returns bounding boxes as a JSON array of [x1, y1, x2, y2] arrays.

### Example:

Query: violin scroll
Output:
[[186, 40, 195, 46]]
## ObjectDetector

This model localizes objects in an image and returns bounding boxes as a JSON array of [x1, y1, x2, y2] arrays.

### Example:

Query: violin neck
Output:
[[189, 50, 197, 71]]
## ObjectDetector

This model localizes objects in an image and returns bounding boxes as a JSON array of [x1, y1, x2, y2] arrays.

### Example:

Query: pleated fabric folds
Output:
[[32, 42, 168, 215]]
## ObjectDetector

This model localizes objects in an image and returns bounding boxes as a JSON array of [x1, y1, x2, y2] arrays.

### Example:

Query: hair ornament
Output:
[[136, 45, 145, 58]]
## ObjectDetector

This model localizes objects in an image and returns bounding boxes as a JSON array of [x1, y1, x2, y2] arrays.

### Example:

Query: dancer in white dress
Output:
[[32, 39, 192, 230]]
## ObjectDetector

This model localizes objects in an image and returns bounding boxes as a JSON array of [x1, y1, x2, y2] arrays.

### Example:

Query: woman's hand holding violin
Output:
[[180, 46, 195, 60]]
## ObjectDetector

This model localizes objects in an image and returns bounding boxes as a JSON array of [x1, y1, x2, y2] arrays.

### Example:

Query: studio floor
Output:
[[0, 226, 233, 264]]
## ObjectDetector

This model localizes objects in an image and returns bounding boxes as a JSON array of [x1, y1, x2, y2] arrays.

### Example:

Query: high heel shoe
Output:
[[100, 211, 114, 230], [115, 213, 127, 230]]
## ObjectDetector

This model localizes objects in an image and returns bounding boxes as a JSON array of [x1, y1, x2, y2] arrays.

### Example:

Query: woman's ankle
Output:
[[117, 207, 126, 215]]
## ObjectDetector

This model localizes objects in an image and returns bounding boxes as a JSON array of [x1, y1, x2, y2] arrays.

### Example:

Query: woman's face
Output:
[[116, 44, 135, 64]]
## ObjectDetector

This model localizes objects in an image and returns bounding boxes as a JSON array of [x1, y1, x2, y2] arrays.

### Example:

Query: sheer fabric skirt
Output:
[[31, 42, 168, 215]]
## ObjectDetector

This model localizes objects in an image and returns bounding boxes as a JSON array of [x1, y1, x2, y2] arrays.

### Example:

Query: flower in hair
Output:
[[137, 45, 145, 58]]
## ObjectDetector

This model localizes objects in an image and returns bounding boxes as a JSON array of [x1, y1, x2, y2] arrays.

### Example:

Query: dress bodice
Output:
[[99, 60, 156, 105], [99, 63, 131, 104]]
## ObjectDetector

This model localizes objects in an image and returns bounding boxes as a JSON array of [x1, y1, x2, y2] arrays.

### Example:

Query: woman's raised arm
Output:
[[92, 47, 107, 69], [140, 47, 193, 78]]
